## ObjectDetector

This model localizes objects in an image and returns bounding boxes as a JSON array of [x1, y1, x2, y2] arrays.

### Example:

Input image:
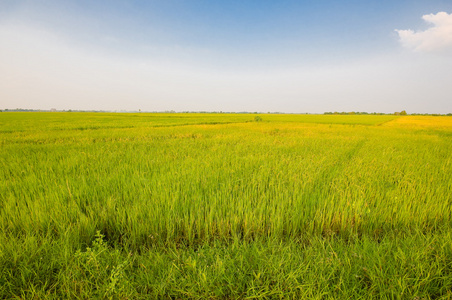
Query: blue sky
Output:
[[1, 0, 452, 113]]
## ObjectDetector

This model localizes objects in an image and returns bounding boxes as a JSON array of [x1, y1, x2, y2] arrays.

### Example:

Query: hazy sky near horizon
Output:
[[1, 0, 452, 113]]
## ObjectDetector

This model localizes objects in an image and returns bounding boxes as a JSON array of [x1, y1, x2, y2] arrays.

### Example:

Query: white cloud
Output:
[[396, 12, 452, 53]]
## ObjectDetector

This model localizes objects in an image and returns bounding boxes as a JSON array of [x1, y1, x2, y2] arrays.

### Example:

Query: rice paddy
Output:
[[1, 112, 451, 299]]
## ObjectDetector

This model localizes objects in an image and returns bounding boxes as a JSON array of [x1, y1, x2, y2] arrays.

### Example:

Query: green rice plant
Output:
[[0, 112, 451, 298]]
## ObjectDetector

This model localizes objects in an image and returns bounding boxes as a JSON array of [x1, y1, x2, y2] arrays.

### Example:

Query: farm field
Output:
[[1, 112, 451, 299]]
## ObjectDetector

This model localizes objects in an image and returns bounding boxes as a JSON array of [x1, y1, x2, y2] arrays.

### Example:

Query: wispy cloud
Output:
[[396, 12, 452, 53]]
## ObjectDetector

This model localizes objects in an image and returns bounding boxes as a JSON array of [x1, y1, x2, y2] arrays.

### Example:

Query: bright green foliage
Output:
[[0, 113, 451, 298]]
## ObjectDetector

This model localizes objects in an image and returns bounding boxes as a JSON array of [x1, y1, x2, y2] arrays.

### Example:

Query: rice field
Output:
[[1, 112, 451, 299]]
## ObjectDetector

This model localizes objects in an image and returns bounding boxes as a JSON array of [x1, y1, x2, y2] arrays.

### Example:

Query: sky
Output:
[[1, 0, 452, 113]]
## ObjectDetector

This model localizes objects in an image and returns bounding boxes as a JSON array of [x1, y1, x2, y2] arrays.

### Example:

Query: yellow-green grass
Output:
[[1, 113, 451, 298]]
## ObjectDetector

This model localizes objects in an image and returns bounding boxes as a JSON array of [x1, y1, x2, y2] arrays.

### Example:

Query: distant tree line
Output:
[[324, 111, 452, 116], [1, 108, 451, 116], [2, 108, 40, 112], [1, 109, 107, 113]]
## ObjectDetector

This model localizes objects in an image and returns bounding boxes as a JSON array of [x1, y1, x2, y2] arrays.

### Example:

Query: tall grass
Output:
[[1, 113, 451, 298]]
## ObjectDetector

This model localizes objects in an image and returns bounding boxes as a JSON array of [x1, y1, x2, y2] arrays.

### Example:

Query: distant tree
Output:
[[400, 110, 407, 115]]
